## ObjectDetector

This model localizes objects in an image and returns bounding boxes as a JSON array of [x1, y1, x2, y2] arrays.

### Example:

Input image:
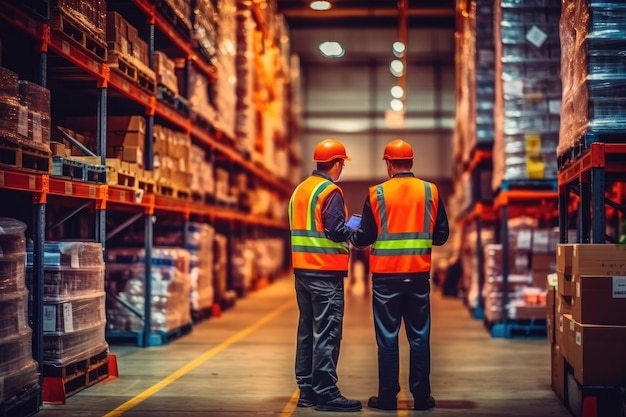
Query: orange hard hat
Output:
[[383, 139, 413, 160], [313, 139, 352, 163]]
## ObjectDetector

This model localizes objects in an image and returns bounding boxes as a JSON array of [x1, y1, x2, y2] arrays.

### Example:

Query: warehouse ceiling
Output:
[[275, 0, 456, 30]]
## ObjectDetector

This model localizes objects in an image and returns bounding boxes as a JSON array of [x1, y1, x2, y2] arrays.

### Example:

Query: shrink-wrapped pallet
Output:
[[492, 0, 561, 189]]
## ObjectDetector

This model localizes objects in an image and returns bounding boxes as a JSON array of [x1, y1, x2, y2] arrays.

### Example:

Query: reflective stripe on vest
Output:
[[289, 176, 349, 271], [370, 178, 437, 273]]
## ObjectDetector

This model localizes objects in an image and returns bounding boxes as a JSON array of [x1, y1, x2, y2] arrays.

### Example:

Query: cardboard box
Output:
[[121, 145, 143, 166], [556, 293, 572, 316], [547, 286, 556, 344], [569, 321, 626, 386], [572, 244, 626, 276], [557, 271, 573, 297], [556, 244, 574, 274], [547, 309, 555, 345], [556, 313, 572, 362], [551, 344, 565, 401], [572, 275, 626, 325], [108, 115, 146, 149]]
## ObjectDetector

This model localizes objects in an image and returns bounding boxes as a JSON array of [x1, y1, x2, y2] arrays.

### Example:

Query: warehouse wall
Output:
[[290, 27, 456, 183]]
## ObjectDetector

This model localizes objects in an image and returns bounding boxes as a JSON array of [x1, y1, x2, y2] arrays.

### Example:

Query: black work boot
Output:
[[413, 395, 436, 411], [367, 395, 397, 410], [316, 395, 362, 412]]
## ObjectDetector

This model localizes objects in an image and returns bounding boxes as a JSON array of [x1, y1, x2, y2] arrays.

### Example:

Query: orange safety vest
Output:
[[288, 176, 350, 271], [368, 176, 438, 274]]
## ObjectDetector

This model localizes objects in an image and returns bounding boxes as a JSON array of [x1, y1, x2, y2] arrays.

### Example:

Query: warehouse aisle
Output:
[[35, 274, 571, 417]]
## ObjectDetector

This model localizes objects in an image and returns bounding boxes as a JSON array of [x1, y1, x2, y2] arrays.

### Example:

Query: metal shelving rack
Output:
[[555, 141, 626, 417], [558, 142, 626, 244], [0, 0, 294, 355], [489, 184, 558, 337]]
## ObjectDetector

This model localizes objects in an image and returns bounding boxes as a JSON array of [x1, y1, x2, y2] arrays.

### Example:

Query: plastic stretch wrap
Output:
[[492, 1, 561, 189], [186, 223, 215, 311], [0, 290, 28, 340], [27, 264, 105, 301], [235, 7, 255, 155], [474, 0, 495, 147], [29, 241, 104, 268], [231, 239, 254, 294], [0, 66, 19, 96], [0, 359, 39, 404], [193, 0, 218, 65], [558, 0, 626, 155], [0, 330, 36, 375], [185, 66, 216, 124], [43, 292, 106, 334], [0, 218, 27, 294], [53, 0, 106, 39], [214, 0, 237, 140], [43, 322, 107, 366], [0, 95, 24, 142], [106, 247, 191, 333], [18, 80, 51, 150]]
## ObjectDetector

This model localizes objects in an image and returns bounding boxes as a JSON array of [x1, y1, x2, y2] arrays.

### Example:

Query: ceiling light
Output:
[[390, 85, 404, 99], [390, 99, 404, 112], [392, 41, 406, 58], [310, 1, 332, 11], [389, 60, 404, 77], [319, 41, 344, 58]]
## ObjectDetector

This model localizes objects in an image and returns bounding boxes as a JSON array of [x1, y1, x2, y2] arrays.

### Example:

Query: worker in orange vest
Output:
[[288, 138, 362, 412], [351, 139, 449, 411]]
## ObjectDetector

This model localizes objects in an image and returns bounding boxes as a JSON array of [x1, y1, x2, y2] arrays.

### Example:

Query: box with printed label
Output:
[[572, 244, 626, 276], [572, 275, 626, 325], [569, 321, 626, 386]]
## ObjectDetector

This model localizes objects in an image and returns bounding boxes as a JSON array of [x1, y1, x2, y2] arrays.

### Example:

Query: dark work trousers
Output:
[[372, 277, 431, 402], [294, 275, 345, 401]]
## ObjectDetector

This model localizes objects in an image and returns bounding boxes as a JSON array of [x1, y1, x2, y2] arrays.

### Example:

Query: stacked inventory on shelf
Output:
[[26, 241, 108, 366], [474, 0, 495, 151], [105, 247, 191, 338], [0, 66, 52, 173], [0, 218, 39, 411], [553, 3, 626, 414], [0, 0, 299, 352], [186, 222, 216, 318], [549, 243, 626, 407], [482, 224, 560, 325], [492, 0, 561, 189], [459, 219, 495, 313], [559, 0, 626, 157]]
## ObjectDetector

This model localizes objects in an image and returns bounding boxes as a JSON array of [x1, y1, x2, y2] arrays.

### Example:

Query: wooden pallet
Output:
[[49, 8, 107, 62], [106, 160, 138, 190], [156, 179, 174, 197], [0, 137, 51, 173], [42, 349, 112, 404], [136, 170, 156, 194], [108, 51, 156, 95], [51, 156, 106, 183], [157, 84, 177, 108]]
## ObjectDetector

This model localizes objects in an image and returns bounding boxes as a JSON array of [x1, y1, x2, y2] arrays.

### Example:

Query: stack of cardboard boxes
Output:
[[550, 243, 626, 400]]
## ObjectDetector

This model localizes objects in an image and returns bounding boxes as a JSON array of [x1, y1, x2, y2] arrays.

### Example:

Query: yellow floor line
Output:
[[103, 299, 297, 417], [279, 390, 300, 417]]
